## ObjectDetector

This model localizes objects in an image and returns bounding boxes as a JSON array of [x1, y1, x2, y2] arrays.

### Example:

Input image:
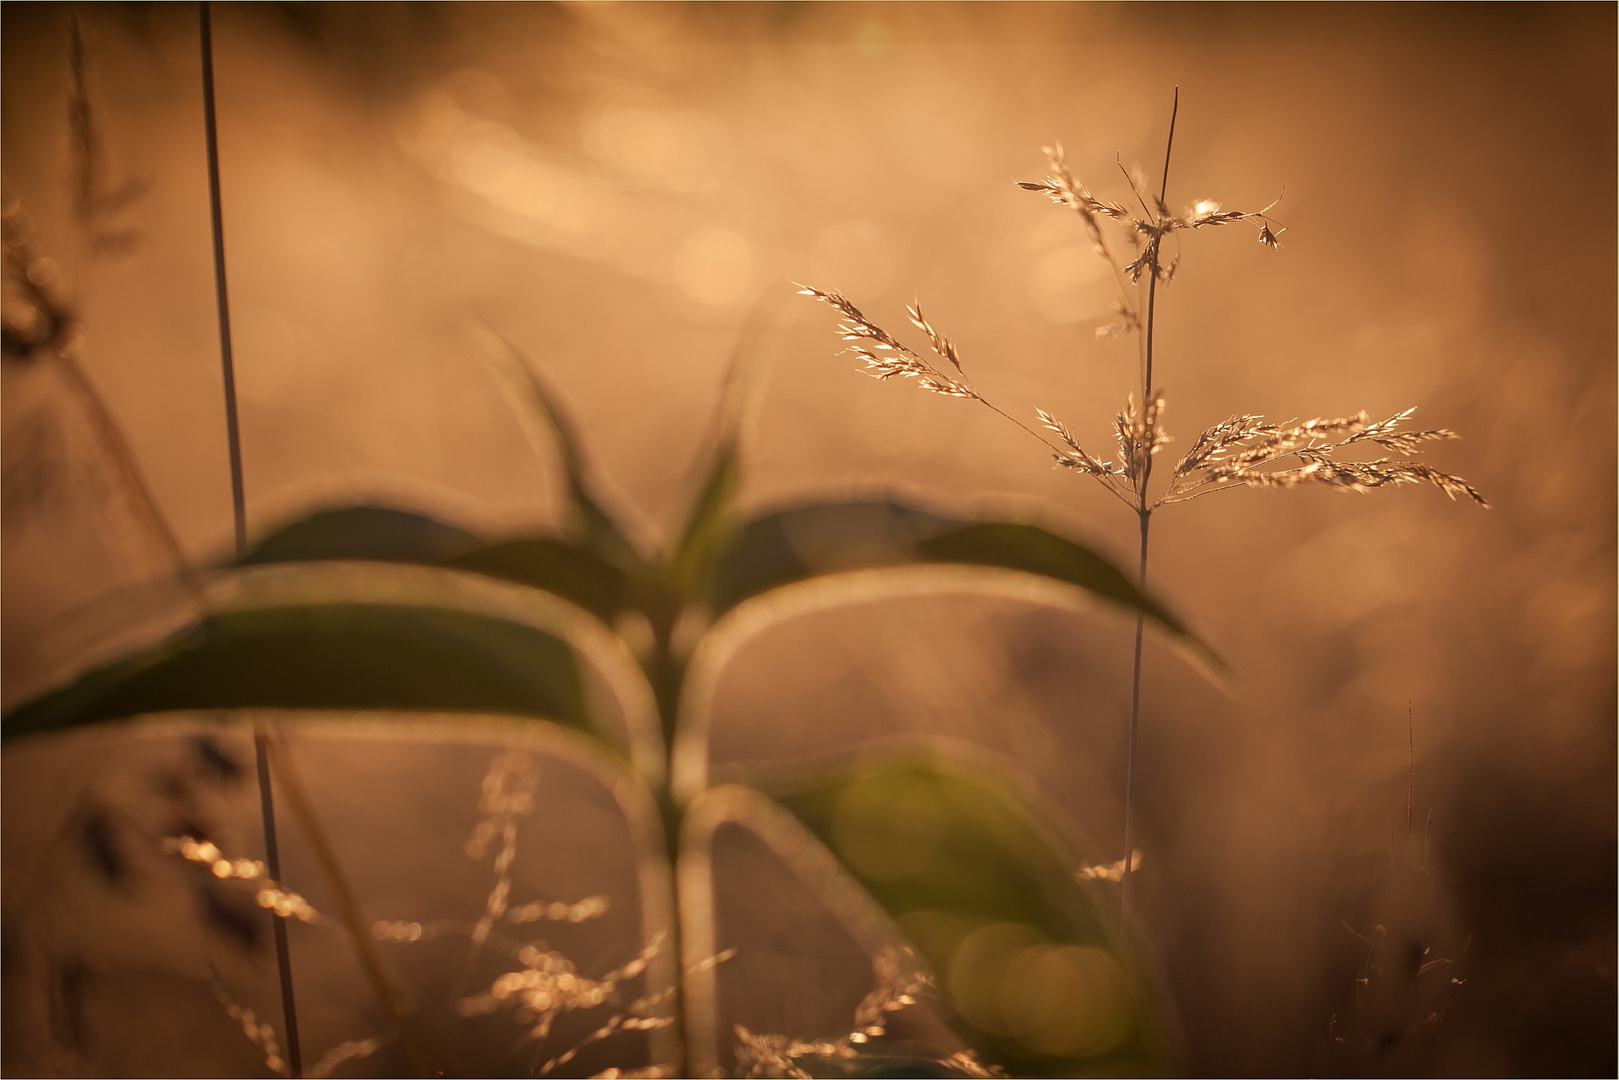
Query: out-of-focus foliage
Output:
[[767, 754, 1169, 1075], [3, 341, 1211, 1076]]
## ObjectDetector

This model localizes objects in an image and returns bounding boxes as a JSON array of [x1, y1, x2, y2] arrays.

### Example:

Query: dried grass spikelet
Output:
[[1113, 390, 1171, 489], [1017, 142, 1130, 259], [455, 932, 667, 1045], [305, 1039, 386, 1080], [537, 972, 679, 1075], [1018, 139, 1284, 293], [795, 284, 976, 398], [466, 750, 542, 942], [210, 976, 290, 1078], [732, 947, 1004, 1079], [211, 969, 383, 1079], [163, 834, 322, 923], [1162, 408, 1488, 508]]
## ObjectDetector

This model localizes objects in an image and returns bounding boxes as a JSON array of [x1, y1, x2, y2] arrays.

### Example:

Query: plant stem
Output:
[[1120, 87, 1177, 928], [265, 734, 431, 1078], [253, 729, 302, 1077], [199, 3, 246, 558], [1120, 511, 1149, 925], [200, 5, 301, 1074]]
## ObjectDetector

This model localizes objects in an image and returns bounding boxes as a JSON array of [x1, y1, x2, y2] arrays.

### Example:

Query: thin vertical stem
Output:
[[1158, 89, 1179, 209], [1120, 87, 1178, 928], [199, 3, 245, 557], [1120, 512, 1149, 923], [199, 5, 300, 1075], [1406, 693, 1415, 871], [265, 735, 431, 1078], [253, 729, 301, 1077]]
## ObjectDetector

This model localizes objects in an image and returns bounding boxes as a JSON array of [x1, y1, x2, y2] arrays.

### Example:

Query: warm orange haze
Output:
[[1, 4, 1613, 1078]]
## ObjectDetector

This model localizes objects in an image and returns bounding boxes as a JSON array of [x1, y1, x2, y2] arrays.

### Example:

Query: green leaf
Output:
[[754, 752, 1174, 1076], [447, 538, 629, 625], [2, 604, 591, 742], [234, 504, 632, 629], [663, 297, 785, 605], [238, 505, 485, 566], [472, 327, 644, 571], [665, 439, 741, 602], [710, 498, 1224, 676]]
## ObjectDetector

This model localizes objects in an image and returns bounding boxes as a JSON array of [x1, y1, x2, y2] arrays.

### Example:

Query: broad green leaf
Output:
[[6, 562, 668, 784], [709, 498, 1224, 676], [447, 537, 629, 625], [752, 752, 1174, 1076], [238, 505, 484, 566], [2, 604, 590, 742], [472, 327, 644, 571], [235, 505, 633, 630]]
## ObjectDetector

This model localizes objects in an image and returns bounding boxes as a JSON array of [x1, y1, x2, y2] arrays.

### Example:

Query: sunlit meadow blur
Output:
[[2, 4, 1613, 1076]]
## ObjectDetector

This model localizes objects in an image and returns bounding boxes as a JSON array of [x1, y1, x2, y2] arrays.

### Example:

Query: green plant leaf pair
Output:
[[3, 334, 1214, 1075]]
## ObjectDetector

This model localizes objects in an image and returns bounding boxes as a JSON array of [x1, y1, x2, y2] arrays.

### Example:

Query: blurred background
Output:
[[2, 3, 1613, 1076]]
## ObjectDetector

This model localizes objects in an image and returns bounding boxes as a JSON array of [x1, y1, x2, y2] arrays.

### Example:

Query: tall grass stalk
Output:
[[198, 4, 302, 1074], [804, 89, 1486, 931], [1120, 88, 1178, 922]]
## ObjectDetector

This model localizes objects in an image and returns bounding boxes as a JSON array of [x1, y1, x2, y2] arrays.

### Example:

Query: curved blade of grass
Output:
[[747, 749, 1174, 1076], [709, 498, 1225, 676], [2, 603, 590, 741], [470, 326, 645, 571], [238, 505, 484, 566]]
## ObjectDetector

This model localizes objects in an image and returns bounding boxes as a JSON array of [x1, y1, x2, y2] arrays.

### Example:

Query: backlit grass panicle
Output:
[[1114, 391, 1171, 494], [366, 750, 672, 1072], [1036, 406, 1123, 486], [732, 947, 1001, 1079], [466, 750, 542, 943], [796, 284, 975, 398], [539, 984, 679, 1076], [161, 834, 321, 923], [805, 92, 1487, 935], [210, 970, 384, 1079], [1017, 143, 1130, 262], [305, 1038, 386, 1080], [454, 933, 666, 1041], [1166, 408, 1488, 508], [210, 977, 290, 1078]]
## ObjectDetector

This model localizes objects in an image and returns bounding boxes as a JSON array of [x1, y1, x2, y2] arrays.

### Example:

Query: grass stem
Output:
[[199, 5, 300, 1073], [1121, 88, 1177, 928], [1120, 510, 1150, 925], [265, 734, 430, 1078]]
